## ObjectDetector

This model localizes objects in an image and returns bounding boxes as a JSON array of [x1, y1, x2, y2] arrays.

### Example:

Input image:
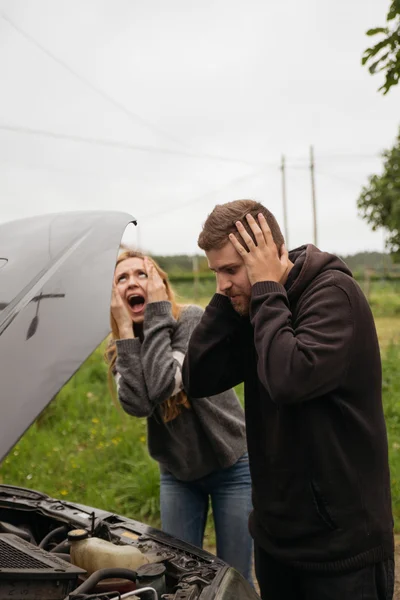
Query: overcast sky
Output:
[[0, 0, 399, 256]]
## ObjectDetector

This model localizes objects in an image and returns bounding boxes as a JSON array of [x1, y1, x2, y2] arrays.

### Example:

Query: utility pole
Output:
[[280, 155, 289, 248], [192, 255, 199, 302], [310, 145, 318, 246], [382, 227, 387, 280]]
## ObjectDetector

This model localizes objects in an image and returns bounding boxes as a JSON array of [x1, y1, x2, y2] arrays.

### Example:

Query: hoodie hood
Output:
[[286, 244, 353, 301], [0, 211, 135, 463]]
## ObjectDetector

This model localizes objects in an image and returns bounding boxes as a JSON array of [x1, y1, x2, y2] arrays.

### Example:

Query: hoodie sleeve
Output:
[[250, 280, 354, 405], [182, 294, 248, 398]]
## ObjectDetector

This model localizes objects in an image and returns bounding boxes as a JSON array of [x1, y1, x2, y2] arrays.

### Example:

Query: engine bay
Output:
[[0, 484, 251, 600]]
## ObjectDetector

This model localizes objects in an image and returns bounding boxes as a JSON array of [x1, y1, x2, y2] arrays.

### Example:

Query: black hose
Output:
[[0, 521, 35, 544], [39, 525, 68, 549], [68, 568, 138, 597], [52, 552, 71, 562], [50, 539, 70, 553]]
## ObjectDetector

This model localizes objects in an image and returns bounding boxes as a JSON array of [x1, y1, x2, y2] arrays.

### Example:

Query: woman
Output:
[[106, 249, 253, 582]]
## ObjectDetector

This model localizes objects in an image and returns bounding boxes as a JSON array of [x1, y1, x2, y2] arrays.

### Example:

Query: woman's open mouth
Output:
[[127, 294, 146, 314]]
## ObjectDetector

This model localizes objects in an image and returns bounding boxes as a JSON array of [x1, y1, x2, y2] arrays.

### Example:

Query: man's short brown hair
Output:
[[198, 199, 285, 252]]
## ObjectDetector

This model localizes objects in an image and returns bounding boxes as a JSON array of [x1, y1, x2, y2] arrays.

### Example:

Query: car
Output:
[[0, 211, 260, 600]]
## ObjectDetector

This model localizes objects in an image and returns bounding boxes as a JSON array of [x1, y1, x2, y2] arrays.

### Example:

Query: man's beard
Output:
[[229, 295, 250, 317]]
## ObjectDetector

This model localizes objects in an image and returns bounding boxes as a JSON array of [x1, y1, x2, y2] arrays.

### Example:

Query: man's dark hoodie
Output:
[[182, 245, 393, 572]]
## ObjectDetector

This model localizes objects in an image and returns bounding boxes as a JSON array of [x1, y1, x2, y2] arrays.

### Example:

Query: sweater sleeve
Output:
[[140, 302, 203, 402], [115, 337, 150, 417], [115, 302, 203, 417], [182, 293, 248, 398], [250, 280, 354, 405]]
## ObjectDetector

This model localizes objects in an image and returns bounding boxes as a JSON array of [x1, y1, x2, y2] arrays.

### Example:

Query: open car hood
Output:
[[0, 211, 135, 463]]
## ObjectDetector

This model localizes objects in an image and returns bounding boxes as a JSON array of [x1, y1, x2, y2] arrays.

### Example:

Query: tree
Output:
[[357, 129, 400, 257], [362, 0, 400, 94]]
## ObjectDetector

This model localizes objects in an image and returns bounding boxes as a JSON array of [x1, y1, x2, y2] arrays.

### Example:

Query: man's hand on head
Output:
[[229, 213, 290, 286]]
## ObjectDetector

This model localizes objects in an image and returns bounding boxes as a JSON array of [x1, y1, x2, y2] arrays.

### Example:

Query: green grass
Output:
[[175, 276, 400, 316], [174, 279, 215, 308], [375, 317, 400, 351], [368, 282, 400, 318], [0, 347, 161, 525], [382, 343, 400, 524], [1, 282, 400, 537]]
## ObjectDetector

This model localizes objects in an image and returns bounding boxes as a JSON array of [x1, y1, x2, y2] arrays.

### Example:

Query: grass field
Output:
[[375, 317, 400, 350], [1, 282, 400, 539]]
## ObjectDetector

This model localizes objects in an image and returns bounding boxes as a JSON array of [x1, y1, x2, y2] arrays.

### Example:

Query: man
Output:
[[182, 199, 394, 600]]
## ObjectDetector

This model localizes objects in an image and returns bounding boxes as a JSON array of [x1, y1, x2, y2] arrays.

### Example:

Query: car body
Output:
[[0, 211, 260, 600]]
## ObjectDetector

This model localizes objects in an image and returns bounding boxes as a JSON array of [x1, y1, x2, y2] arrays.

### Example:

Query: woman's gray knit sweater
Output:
[[115, 301, 247, 481]]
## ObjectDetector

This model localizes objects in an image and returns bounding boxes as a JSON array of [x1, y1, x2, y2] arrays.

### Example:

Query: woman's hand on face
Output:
[[144, 258, 168, 303], [111, 282, 134, 339]]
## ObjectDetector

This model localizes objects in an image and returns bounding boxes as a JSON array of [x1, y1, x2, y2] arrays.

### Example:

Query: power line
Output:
[[0, 11, 385, 175], [0, 9, 284, 171], [0, 123, 269, 167], [0, 119, 385, 183], [316, 153, 381, 161], [2, 11, 383, 173], [0, 10, 190, 151], [288, 153, 380, 163], [1, 8, 292, 181], [315, 170, 364, 187], [139, 166, 267, 220], [1, 123, 382, 170]]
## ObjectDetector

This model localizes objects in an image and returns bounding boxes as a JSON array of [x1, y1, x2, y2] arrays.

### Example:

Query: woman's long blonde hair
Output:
[[105, 250, 191, 423]]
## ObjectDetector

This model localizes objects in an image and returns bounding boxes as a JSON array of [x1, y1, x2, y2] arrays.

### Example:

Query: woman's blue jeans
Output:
[[160, 453, 253, 583]]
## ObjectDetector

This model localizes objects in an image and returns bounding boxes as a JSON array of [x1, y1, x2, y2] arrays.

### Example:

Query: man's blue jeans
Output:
[[160, 453, 253, 583]]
